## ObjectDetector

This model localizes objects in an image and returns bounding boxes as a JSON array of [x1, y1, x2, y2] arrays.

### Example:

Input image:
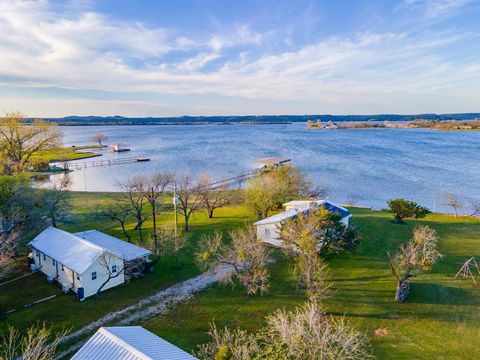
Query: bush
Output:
[[387, 198, 430, 223]]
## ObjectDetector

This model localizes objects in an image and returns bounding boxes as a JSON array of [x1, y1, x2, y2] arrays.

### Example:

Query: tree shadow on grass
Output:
[[409, 282, 479, 306], [330, 275, 391, 282]]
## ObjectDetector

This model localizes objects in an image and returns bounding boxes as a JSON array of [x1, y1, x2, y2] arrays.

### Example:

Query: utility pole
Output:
[[151, 186, 158, 252], [173, 183, 179, 237]]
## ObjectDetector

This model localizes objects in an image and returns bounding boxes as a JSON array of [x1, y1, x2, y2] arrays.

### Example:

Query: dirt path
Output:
[[55, 266, 230, 359]]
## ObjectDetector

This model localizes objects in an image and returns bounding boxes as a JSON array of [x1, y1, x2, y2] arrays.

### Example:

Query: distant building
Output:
[[255, 157, 291, 170], [28, 227, 151, 300], [110, 143, 131, 152], [253, 200, 351, 247], [72, 326, 197, 360], [324, 120, 338, 129]]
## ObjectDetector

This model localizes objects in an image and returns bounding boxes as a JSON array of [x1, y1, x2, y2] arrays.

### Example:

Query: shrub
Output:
[[387, 198, 430, 223]]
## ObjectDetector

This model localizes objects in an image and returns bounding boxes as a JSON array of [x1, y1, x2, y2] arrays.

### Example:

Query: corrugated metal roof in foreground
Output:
[[28, 227, 103, 274], [71, 326, 197, 360], [74, 230, 152, 261]]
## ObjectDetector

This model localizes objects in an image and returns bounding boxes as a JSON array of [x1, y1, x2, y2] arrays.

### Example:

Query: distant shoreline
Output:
[[25, 112, 479, 126], [54, 121, 292, 126]]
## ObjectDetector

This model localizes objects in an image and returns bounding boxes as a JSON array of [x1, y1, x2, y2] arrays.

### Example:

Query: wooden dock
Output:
[[59, 156, 150, 170]]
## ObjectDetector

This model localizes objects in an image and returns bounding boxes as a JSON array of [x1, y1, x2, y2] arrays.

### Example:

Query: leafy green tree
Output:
[[0, 112, 61, 173], [387, 198, 430, 223], [243, 176, 279, 220], [244, 165, 313, 220], [279, 207, 358, 299], [0, 175, 30, 231], [268, 165, 311, 207]]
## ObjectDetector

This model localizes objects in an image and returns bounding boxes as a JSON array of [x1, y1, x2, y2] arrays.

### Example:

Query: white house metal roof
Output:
[[74, 230, 152, 261], [253, 200, 351, 226], [253, 209, 299, 225], [28, 227, 104, 275], [283, 200, 320, 207], [71, 326, 197, 360]]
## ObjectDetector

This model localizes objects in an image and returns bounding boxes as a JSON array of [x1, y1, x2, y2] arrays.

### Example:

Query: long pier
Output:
[[58, 156, 150, 170]]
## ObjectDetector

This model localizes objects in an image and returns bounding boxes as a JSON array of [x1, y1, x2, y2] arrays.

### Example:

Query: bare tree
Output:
[[99, 202, 132, 242], [38, 177, 70, 228], [263, 302, 372, 359], [388, 226, 443, 303], [121, 177, 149, 243], [0, 323, 68, 360], [173, 174, 204, 232], [0, 112, 62, 173], [91, 134, 108, 147], [198, 173, 231, 218], [140, 173, 174, 252], [195, 302, 372, 360], [197, 227, 270, 296], [470, 201, 480, 218], [95, 253, 124, 299], [346, 193, 359, 206], [308, 185, 330, 200], [154, 225, 189, 267], [195, 324, 260, 360], [441, 191, 463, 217], [0, 233, 16, 281]]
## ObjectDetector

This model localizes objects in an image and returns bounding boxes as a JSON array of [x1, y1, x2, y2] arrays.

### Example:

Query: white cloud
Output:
[[0, 0, 478, 116], [395, 0, 472, 19]]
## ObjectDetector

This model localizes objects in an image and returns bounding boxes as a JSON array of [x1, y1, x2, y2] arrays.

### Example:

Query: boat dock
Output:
[[58, 156, 151, 170]]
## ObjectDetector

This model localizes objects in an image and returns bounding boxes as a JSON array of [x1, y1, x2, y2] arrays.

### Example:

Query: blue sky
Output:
[[0, 0, 478, 117]]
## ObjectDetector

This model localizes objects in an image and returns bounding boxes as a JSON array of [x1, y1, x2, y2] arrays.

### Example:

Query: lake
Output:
[[50, 123, 480, 213]]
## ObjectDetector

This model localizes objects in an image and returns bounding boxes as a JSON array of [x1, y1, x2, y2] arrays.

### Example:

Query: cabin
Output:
[[28, 227, 152, 300], [253, 200, 351, 247], [110, 143, 131, 152], [72, 326, 197, 360]]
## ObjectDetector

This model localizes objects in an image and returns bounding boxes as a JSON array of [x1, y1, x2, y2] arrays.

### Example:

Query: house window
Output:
[[91, 272, 97, 280], [43, 254, 46, 261], [53, 260, 56, 266], [61, 265, 65, 271], [36, 251, 40, 257], [77, 275, 80, 281], [264, 228, 270, 235], [111, 265, 117, 273]]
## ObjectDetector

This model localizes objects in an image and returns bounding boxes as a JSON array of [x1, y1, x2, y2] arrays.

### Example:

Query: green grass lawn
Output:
[[0, 192, 253, 335], [33, 147, 101, 163], [140, 209, 480, 359], [1, 194, 479, 359]]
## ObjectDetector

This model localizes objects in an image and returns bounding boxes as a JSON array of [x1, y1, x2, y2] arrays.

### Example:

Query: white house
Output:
[[72, 326, 197, 360], [254, 200, 352, 247], [28, 227, 152, 300]]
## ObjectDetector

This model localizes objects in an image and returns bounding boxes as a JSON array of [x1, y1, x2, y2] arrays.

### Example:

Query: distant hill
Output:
[[30, 113, 480, 125]]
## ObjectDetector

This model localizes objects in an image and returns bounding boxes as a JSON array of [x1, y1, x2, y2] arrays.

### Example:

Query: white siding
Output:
[[82, 256, 125, 299], [31, 249, 124, 299], [255, 223, 282, 247]]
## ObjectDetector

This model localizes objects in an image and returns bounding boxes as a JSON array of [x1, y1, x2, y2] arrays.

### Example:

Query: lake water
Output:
[[50, 123, 480, 213]]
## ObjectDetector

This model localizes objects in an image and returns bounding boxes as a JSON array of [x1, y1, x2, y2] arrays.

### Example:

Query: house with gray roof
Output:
[[253, 200, 351, 247], [28, 227, 151, 300], [72, 326, 197, 360]]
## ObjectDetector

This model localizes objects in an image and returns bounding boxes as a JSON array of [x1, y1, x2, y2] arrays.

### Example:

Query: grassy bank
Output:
[[32, 146, 102, 164], [1, 193, 479, 359]]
